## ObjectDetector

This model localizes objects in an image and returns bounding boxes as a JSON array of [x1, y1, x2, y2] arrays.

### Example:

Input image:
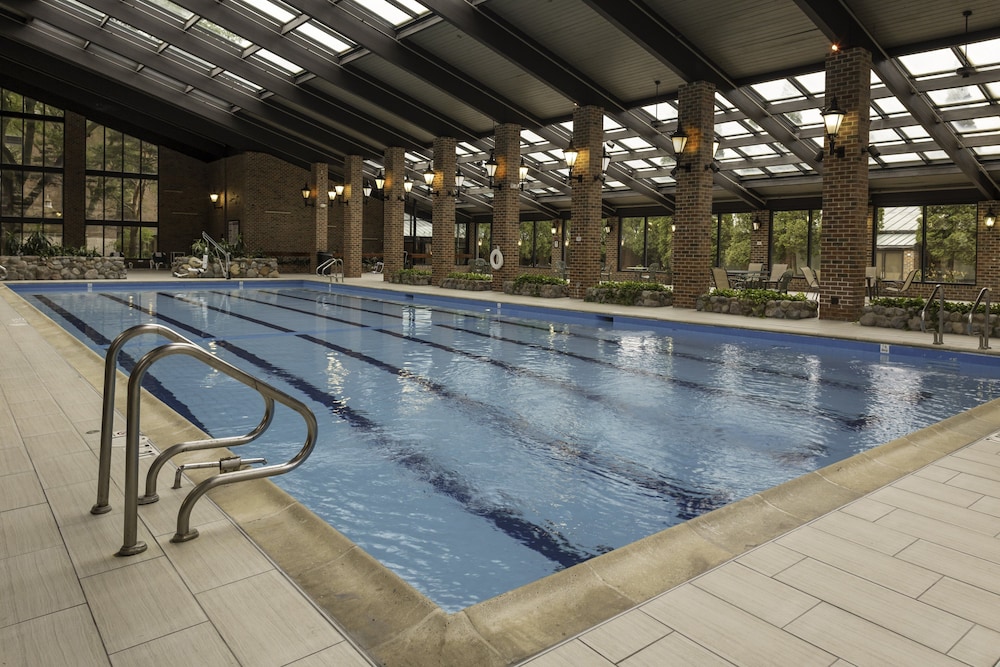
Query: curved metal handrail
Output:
[[968, 287, 991, 350], [317, 256, 343, 283], [202, 231, 231, 279], [919, 283, 945, 345], [117, 341, 317, 556], [92, 324, 199, 515], [0, 264, 7, 280]]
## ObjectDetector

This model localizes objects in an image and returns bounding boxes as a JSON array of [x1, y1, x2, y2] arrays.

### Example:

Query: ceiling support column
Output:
[[311, 162, 328, 273], [491, 123, 521, 292], [431, 137, 457, 285], [819, 47, 871, 321], [383, 147, 406, 278], [567, 105, 604, 299], [342, 155, 363, 278], [672, 82, 716, 309]]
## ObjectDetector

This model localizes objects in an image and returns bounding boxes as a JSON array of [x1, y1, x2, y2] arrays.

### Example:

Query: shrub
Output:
[[513, 273, 567, 287], [711, 288, 808, 306], [447, 272, 492, 281], [590, 280, 672, 305]]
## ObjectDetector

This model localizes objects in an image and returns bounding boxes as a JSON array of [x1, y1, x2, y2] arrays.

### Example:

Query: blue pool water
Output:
[[17, 281, 1000, 611]]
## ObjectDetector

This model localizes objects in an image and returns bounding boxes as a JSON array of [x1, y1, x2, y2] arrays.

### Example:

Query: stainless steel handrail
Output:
[[92, 324, 199, 516], [91, 324, 317, 556], [202, 231, 231, 279], [919, 284, 945, 345], [317, 257, 343, 283], [0, 264, 7, 280], [968, 287, 991, 350]]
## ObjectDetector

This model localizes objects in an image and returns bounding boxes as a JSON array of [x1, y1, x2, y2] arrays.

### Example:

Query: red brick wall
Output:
[[567, 105, 604, 298], [431, 137, 457, 285], [672, 82, 716, 308], [491, 124, 521, 291], [342, 155, 363, 278], [242, 152, 312, 261], [819, 47, 871, 321], [383, 147, 406, 276]]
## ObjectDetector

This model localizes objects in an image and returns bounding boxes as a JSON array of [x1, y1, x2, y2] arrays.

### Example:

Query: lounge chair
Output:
[[775, 269, 794, 294], [745, 262, 764, 288], [763, 263, 788, 290], [711, 266, 732, 291], [801, 266, 820, 299], [865, 266, 879, 298], [880, 268, 917, 296]]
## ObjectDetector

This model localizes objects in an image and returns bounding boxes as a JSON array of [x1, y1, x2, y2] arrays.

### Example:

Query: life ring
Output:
[[489, 247, 504, 270]]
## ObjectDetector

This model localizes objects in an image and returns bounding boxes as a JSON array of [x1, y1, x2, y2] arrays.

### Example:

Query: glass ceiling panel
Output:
[[926, 86, 986, 108], [603, 115, 623, 131], [642, 101, 677, 124], [195, 19, 253, 49], [751, 79, 803, 103], [739, 144, 777, 157], [236, 0, 295, 24], [295, 23, 354, 53], [106, 18, 160, 48], [879, 153, 920, 164], [143, 0, 193, 21], [795, 71, 825, 94], [715, 121, 752, 138], [901, 125, 930, 140], [714, 93, 736, 112], [218, 71, 264, 93], [898, 49, 961, 77], [520, 129, 545, 145], [784, 107, 822, 128], [869, 128, 903, 144], [618, 136, 653, 150], [252, 49, 304, 75], [872, 96, 907, 116], [922, 150, 949, 161], [54, 0, 105, 22], [966, 38, 1000, 67], [350, 0, 423, 27]]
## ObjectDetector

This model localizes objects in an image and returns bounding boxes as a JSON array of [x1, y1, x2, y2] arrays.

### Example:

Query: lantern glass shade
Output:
[[334, 184, 345, 197], [518, 159, 528, 182], [671, 129, 688, 155], [822, 98, 846, 138], [563, 145, 579, 168], [484, 152, 498, 178], [209, 193, 220, 204], [601, 150, 610, 173], [403, 177, 414, 193], [986, 208, 997, 228], [455, 169, 465, 188], [551, 226, 557, 235], [328, 190, 337, 201], [423, 165, 435, 186], [301, 184, 311, 201], [374, 170, 385, 190], [363, 182, 373, 198]]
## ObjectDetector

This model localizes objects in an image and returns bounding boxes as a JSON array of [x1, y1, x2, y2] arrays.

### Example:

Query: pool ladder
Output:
[[317, 257, 343, 282], [968, 288, 991, 350], [90, 323, 318, 557], [920, 284, 946, 345]]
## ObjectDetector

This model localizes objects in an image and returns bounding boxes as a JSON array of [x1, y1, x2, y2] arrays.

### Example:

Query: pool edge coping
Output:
[[7, 281, 1000, 667]]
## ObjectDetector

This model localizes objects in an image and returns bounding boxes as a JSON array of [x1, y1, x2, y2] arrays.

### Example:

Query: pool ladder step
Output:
[[90, 323, 318, 556]]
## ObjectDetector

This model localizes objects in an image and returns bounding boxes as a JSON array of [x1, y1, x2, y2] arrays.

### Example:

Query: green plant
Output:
[[513, 273, 567, 287], [711, 287, 807, 306], [190, 239, 208, 255], [21, 231, 55, 256], [447, 271, 492, 281], [590, 280, 672, 305], [396, 268, 431, 279]]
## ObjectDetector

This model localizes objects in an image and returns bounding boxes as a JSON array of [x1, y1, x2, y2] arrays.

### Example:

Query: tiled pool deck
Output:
[[3, 271, 1000, 666]]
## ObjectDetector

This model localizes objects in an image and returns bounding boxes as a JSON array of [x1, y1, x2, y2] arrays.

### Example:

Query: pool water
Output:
[[19, 281, 1000, 611]]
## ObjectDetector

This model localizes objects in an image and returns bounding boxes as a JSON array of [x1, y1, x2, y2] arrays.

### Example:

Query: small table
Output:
[[727, 269, 764, 289]]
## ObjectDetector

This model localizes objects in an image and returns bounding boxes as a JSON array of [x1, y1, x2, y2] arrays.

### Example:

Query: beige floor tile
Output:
[[133, 479, 226, 539], [840, 497, 894, 521], [775, 557, 971, 652], [577, 609, 671, 663], [811, 509, 917, 555], [619, 632, 736, 667], [936, 455, 1000, 483], [944, 472, 1000, 500], [868, 486, 1000, 535], [913, 465, 960, 483], [877, 509, 1000, 565], [2, 384, 54, 406], [0, 472, 45, 512], [777, 525, 940, 597], [287, 642, 375, 666], [33, 448, 100, 489], [893, 474, 984, 508], [0, 546, 86, 627], [22, 428, 91, 460], [968, 495, 1000, 518], [14, 412, 74, 439], [109, 621, 240, 667], [522, 639, 614, 667], [60, 512, 164, 578], [786, 602, 966, 667], [735, 541, 805, 577], [952, 448, 1000, 470], [82, 556, 208, 654], [0, 446, 33, 477], [919, 578, 1000, 633], [0, 604, 109, 667], [8, 397, 62, 421], [197, 569, 345, 667], [693, 561, 820, 628], [0, 503, 62, 559], [158, 519, 272, 594], [641, 584, 835, 667], [947, 624, 1000, 667], [45, 479, 124, 528], [968, 437, 1000, 455]]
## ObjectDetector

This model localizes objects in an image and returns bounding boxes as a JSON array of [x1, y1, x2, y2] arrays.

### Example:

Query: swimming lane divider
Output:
[[91, 293, 596, 567], [32, 294, 208, 432]]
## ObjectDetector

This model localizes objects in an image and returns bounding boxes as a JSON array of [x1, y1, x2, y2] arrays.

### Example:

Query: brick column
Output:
[[431, 137, 457, 285], [820, 47, 871, 321], [383, 147, 405, 277], [342, 155, 363, 278], [491, 124, 521, 292], [977, 201, 1000, 292], [672, 82, 716, 308], [311, 162, 328, 272], [567, 105, 604, 298], [749, 210, 769, 265], [604, 215, 619, 275]]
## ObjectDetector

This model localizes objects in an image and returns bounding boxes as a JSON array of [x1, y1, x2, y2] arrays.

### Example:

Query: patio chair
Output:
[[763, 263, 788, 290], [745, 262, 764, 288], [553, 260, 567, 279], [801, 266, 820, 299], [711, 266, 732, 291], [865, 266, 879, 298], [880, 268, 917, 296], [775, 269, 794, 294]]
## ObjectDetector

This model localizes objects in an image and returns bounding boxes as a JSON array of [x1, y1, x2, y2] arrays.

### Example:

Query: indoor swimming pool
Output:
[[16, 280, 1000, 611]]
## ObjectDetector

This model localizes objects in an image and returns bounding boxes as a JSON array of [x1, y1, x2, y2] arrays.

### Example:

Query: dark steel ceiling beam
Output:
[[793, 0, 1000, 200]]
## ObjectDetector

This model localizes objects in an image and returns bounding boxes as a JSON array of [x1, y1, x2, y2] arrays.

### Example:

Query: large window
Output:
[[519, 220, 551, 267], [85, 123, 158, 257], [711, 213, 757, 269], [455, 221, 490, 265], [769, 210, 821, 274], [876, 204, 976, 283], [1, 89, 64, 253], [619, 215, 672, 270]]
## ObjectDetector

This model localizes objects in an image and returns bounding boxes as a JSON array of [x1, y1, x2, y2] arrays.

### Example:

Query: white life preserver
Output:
[[489, 247, 504, 270]]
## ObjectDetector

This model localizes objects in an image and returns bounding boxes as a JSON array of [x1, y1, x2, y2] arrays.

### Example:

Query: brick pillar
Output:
[[383, 147, 405, 278], [342, 155, 363, 278], [820, 47, 871, 321], [672, 82, 716, 308], [491, 124, 521, 292], [431, 137, 457, 285], [605, 215, 619, 275], [977, 201, 1000, 292], [567, 105, 603, 298], [311, 162, 328, 272], [749, 210, 769, 265]]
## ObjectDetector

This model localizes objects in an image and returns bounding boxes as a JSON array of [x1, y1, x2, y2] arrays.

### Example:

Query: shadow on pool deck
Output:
[[6, 272, 1000, 666]]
